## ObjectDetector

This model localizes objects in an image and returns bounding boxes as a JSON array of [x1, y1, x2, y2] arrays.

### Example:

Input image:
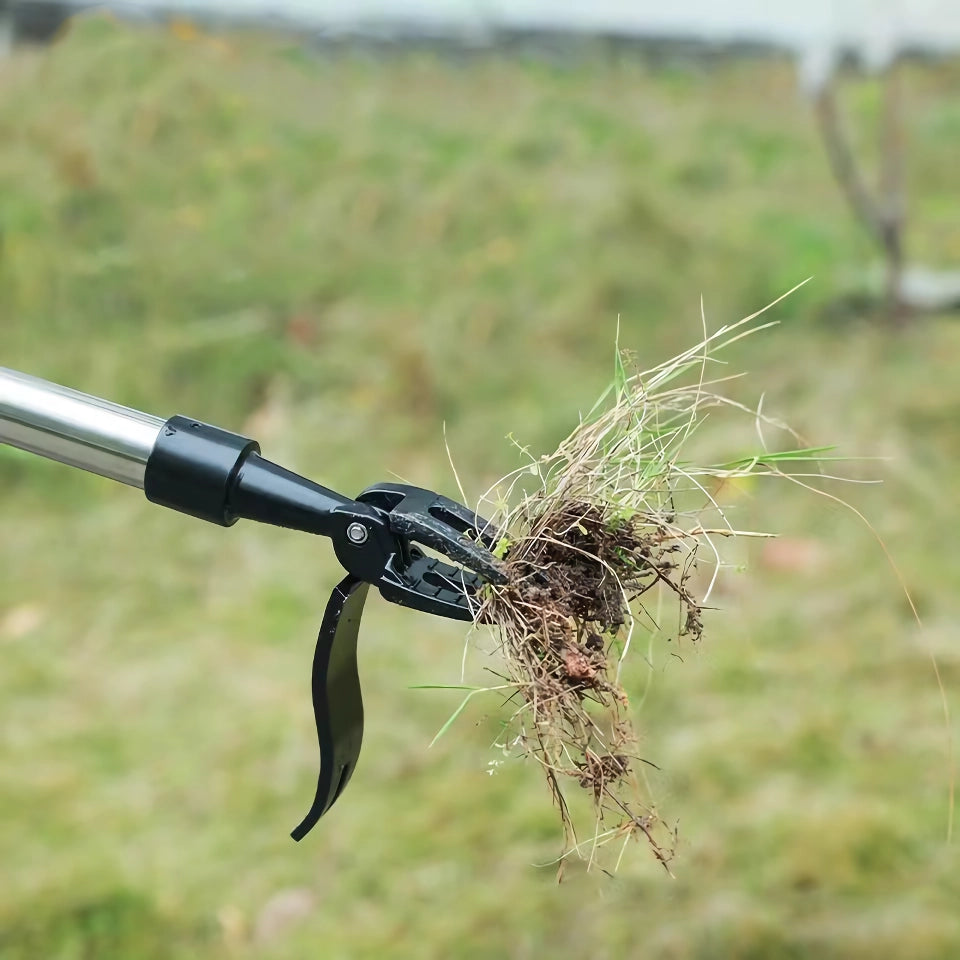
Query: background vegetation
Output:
[[1, 16, 958, 958]]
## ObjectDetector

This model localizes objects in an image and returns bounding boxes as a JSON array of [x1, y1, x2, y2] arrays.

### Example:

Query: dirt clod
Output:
[[481, 498, 703, 872]]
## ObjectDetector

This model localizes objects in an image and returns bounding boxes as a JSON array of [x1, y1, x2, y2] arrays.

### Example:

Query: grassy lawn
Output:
[[1, 16, 959, 958]]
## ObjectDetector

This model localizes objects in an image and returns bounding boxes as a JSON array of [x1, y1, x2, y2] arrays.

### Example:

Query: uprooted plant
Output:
[[454, 285, 862, 875]]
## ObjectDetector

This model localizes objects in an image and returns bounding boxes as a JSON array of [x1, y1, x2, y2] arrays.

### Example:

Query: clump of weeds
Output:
[[444, 284, 895, 877]]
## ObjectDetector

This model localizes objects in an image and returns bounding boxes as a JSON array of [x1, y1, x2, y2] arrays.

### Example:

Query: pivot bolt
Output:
[[346, 522, 369, 545]]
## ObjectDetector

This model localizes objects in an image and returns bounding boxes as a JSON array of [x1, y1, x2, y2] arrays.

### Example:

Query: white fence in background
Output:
[[5, 0, 960, 55]]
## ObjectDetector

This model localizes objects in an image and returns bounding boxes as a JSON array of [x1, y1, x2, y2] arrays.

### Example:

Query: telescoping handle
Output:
[[0, 366, 165, 488]]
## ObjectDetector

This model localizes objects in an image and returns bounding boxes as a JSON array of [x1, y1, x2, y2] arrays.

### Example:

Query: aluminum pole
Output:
[[0, 367, 164, 488]]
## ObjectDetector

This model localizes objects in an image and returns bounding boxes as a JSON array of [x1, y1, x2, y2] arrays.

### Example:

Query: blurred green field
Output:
[[2, 15, 959, 959]]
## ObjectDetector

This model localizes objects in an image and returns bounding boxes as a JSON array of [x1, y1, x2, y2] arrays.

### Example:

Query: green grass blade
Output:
[[427, 690, 484, 748]]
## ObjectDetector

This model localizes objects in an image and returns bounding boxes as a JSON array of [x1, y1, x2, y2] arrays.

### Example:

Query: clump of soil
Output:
[[481, 497, 704, 872]]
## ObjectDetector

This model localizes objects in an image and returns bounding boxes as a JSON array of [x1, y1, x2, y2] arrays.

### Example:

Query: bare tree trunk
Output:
[[813, 62, 908, 324], [878, 61, 907, 324]]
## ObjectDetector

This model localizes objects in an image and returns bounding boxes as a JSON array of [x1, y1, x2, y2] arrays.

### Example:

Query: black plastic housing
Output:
[[143, 416, 259, 526], [143, 415, 357, 537]]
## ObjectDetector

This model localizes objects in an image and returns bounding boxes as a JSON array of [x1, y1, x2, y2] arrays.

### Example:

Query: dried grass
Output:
[[463, 285, 847, 875]]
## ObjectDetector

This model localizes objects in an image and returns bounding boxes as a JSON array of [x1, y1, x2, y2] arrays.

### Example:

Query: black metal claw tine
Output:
[[378, 552, 487, 621], [390, 510, 505, 584], [291, 575, 369, 840], [356, 481, 499, 542], [356, 482, 506, 585], [426, 493, 502, 550]]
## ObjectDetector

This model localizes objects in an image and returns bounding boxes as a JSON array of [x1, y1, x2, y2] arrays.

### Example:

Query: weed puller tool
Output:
[[0, 366, 505, 839]]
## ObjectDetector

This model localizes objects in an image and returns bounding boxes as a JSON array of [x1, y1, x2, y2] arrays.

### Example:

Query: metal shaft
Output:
[[0, 367, 164, 488]]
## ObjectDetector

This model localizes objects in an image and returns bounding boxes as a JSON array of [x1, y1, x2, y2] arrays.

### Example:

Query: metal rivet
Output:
[[346, 522, 369, 545]]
